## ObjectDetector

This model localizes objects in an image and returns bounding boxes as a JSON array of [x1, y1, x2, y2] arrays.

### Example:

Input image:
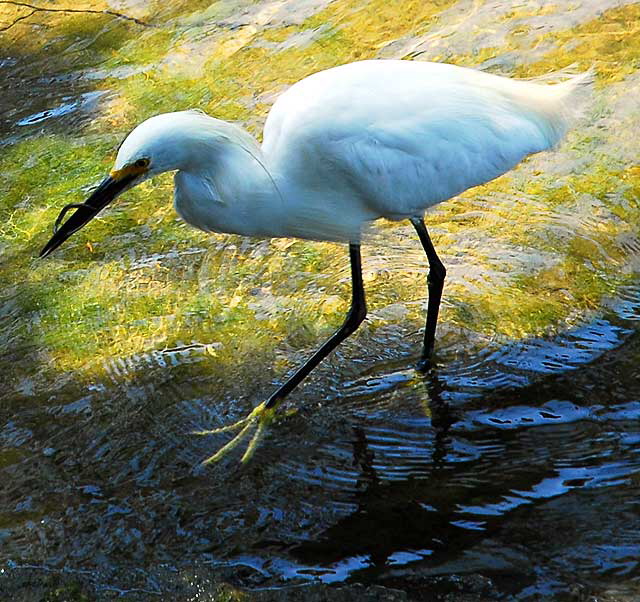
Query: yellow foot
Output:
[[193, 401, 277, 465]]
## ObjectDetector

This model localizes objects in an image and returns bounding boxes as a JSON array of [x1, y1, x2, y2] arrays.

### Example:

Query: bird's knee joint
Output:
[[428, 263, 446, 284], [346, 303, 367, 331]]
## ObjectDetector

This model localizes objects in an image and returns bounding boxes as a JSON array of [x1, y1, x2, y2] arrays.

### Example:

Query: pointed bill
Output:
[[39, 172, 138, 258]]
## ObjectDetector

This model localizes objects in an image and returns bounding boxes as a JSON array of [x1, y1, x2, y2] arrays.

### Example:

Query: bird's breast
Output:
[[173, 171, 229, 233], [173, 170, 290, 238]]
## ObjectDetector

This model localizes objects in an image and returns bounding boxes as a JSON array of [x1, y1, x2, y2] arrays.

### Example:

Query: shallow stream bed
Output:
[[1, 1, 640, 600]]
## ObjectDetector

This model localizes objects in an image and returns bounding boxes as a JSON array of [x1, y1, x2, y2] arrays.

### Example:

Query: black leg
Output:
[[410, 216, 446, 370], [265, 243, 367, 410]]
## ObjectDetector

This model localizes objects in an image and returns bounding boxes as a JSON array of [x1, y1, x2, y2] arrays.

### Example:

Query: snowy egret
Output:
[[40, 60, 592, 463]]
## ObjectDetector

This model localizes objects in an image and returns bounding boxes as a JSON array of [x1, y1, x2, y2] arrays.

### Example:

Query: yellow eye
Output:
[[134, 158, 150, 168]]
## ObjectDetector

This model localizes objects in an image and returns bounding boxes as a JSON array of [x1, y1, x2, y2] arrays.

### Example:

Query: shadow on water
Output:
[[3, 282, 640, 600], [0, 18, 129, 143], [249, 291, 640, 599]]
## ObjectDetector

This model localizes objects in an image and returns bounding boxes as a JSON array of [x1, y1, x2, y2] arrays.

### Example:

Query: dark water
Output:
[[201, 296, 640, 599], [3, 286, 640, 600]]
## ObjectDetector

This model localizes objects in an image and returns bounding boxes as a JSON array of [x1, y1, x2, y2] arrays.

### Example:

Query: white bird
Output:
[[40, 60, 593, 463]]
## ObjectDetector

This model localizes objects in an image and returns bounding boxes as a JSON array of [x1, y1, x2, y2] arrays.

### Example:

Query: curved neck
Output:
[[171, 118, 363, 242], [174, 135, 287, 238]]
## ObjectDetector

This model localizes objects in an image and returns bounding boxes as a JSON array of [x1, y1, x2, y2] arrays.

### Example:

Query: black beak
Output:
[[39, 173, 136, 258]]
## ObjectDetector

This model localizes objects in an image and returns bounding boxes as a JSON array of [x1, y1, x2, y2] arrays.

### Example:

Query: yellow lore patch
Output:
[[110, 163, 149, 180]]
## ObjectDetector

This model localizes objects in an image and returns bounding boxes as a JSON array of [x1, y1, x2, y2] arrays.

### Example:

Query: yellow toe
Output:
[[196, 402, 277, 465]]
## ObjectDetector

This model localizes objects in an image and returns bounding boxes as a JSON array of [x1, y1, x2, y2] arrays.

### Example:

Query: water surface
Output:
[[1, 0, 640, 600]]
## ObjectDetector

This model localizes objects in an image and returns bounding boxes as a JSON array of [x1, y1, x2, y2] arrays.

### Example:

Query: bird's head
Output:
[[39, 110, 226, 258]]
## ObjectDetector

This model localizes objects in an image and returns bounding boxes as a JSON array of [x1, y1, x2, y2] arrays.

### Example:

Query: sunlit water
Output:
[[2, 0, 640, 600]]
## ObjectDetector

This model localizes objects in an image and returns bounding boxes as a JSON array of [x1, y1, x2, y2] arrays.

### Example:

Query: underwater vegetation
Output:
[[0, 0, 638, 390]]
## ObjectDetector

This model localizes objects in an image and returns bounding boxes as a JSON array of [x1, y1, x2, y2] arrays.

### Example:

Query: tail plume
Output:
[[504, 67, 595, 148], [534, 67, 595, 147]]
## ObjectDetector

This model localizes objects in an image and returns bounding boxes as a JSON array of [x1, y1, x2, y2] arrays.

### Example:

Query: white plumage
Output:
[[114, 60, 591, 243], [42, 59, 593, 463]]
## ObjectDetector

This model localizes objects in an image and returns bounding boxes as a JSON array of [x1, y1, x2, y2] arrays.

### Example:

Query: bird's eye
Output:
[[134, 158, 150, 168]]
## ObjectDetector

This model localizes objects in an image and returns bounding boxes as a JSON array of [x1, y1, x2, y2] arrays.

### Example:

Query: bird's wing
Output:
[[322, 105, 550, 218], [264, 61, 589, 221]]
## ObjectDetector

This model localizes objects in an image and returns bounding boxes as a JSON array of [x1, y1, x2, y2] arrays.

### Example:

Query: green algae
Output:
[[102, 27, 176, 68], [511, 4, 640, 81], [0, 130, 354, 376], [430, 156, 640, 338], [102, 0, 459, 128], [453, 258, 615, 340], [0, 10, 133, 72], [1, 0, 640, 391]]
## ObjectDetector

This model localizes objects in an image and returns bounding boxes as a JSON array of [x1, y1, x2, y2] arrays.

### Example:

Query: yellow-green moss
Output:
[[512, 4, 640, 81], [451, 258, 615, 340], [103, 27, 176, 67], [103, 0, 459, 129], [2, 0, 640, 388]]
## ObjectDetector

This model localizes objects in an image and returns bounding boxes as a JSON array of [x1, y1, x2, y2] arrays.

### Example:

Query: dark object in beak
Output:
[[39, 174, 136, 258]]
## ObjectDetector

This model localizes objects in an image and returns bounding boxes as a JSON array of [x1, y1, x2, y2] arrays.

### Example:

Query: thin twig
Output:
[[0, 0, 149, 30], [0, 6, 35, 31]]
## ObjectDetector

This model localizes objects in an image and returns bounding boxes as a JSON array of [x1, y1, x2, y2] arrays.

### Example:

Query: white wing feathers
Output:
[[325, 109, 546, 217], [320, 70, 592, 218], [263, 61, 593, 230]]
